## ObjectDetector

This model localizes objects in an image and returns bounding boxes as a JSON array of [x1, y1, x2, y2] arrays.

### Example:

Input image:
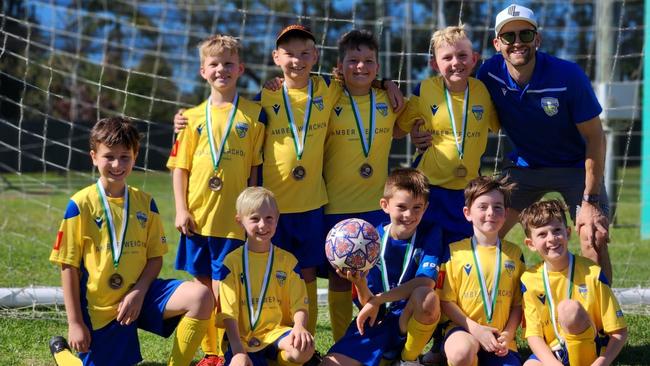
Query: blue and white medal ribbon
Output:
[[543, 252, 575, 347], [282, 79, 313, 160], [470, 236, 502, 323], [96, 180, 129, 268], [242, 242, 274, 331], [443, 82, 469, 160], [379, 223, 416, 306], [205, 93, 239, 172], [345, 88, 376, 158]]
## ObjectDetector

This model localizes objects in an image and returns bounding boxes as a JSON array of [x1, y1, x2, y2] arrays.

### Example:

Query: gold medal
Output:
[[208, 176, 223, 191], [108, 273, 123, 289], [454, 164, 467, 178], [247, 337, 261, 348], [359, 163, 373, 178], [291, 166, 306, 180]]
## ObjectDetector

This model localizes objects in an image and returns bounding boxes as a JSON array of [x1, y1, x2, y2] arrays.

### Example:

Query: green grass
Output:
[[1, 169, 649, 365]]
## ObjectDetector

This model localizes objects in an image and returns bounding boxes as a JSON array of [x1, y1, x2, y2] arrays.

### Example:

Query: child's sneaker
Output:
[[49, 336, 82, 366]]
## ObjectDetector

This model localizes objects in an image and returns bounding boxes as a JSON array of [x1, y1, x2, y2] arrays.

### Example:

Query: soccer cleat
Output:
[[196, 354, 225, 366], [49, 336, 82, 366]]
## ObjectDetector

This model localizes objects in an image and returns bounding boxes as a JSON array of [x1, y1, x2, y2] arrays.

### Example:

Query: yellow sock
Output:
[[53, 349, 82, 366], [276, 349, 301, 366], [565, 326, 598, 366], [169, 316, 209, 366], [400, 316, 436, 361], [215, 324, 225, 356], [328, 289, 352, 341], [306, 281, 318, 335], [200, 311, 218, 356]]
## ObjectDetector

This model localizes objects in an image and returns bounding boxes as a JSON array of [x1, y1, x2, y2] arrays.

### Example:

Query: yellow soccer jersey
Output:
[[397, 76, 499, 190], [49, 184, 167, 330], [440, 238, 524, 351], [258, 75, 342, 213], [218, 245, 308, 352], [166, 98, 266, 239], [324, 88, 396, 214], [521, 255, 627, 348]]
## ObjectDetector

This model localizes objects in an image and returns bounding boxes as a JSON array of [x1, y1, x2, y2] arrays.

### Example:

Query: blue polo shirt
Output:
[[476, 51, 602, 168]]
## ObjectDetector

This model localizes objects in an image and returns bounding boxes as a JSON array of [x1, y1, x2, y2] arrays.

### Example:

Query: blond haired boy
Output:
[[167, 34, 266, 366]]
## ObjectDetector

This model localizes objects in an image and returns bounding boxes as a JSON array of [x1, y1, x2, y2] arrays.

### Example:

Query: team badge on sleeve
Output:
[[541, 97, 559, 116], [376, 103, 388, 117], [471, 105, 484, 120], [235, 122, 249, 138]]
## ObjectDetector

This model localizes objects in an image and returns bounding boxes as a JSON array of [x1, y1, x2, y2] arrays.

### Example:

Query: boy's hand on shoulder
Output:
[[263, 77, 284, 91], [467, 321, 500, 353], [173, 109, 188, 133], [175, 209, 197, 236], [68, 321, 91, 353], [230, 353, 253, 366], [356, 296, 381, 335], [410, 119, 432, 152], [289, 324, 314, 352], [116, 288, 146, 326], [384, 80, 405, 114]]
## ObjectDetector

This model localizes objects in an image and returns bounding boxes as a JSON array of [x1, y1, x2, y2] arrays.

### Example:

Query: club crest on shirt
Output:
[[312, 96, 324, 111], [537, 293, 546, 304], [541, 97, 559, 116], [463, 263, 472, 275], [334, 106, 343, 116], [276, 270, 287, 287], [376, 102, 388, 117], [504, 259, 515, 275], [471, 105, 484, 120], [272, 104, 281, 115], [430, 104, 439, 116], [578, 284, 588, 298], [235, 122, 249, 138], [136, 211, 148, 228], [94, 216, 103, 229], [197, 124, 204, 136]]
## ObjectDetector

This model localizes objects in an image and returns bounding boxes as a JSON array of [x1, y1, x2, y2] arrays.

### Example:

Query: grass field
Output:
[[1, 168, 649, 365]]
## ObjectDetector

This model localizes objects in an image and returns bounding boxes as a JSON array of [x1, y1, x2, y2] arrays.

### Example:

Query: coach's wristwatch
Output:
[[582, 194, 600, 204]]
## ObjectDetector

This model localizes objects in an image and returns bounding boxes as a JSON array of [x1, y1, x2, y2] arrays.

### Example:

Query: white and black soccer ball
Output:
[[325, 218, 380, 271]]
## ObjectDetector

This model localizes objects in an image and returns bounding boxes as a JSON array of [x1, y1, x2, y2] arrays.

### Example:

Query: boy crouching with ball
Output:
[[217, 187, 314, 366], [321, 168, 443, 366]]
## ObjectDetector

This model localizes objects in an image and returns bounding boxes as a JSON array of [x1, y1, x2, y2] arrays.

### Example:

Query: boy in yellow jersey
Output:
[[324, 29, 403, 342], [322, 168, 442, 366], [440, 176, 524, 366], [166, 34, 266, 366], [519, 200, 627, 366], [218, 187, 314, 366], [49, 117, 213, 366], [395, 25, 500, 247]]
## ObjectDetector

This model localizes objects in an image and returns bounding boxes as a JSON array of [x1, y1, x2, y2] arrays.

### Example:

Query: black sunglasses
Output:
[[498, 29, 537, 45]]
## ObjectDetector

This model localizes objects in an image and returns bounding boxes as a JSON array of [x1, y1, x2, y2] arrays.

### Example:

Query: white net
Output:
[[0, 0, 645, 317]]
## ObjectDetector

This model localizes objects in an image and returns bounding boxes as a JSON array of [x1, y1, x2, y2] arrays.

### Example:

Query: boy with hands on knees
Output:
[[519, 200, 627, 366], [218, 187, 314, 366], [440, 176, 524, 366], [322, 168, 443, 366]]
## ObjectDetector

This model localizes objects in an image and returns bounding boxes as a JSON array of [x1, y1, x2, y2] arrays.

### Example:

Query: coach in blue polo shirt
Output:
[[411, 4, 612, 282]]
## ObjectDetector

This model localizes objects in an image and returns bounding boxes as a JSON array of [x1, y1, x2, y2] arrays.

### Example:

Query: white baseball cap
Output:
[[494, 4, 538, 35]]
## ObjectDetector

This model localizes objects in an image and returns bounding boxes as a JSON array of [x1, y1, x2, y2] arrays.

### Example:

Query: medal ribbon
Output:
[[206, 93, 240, 173], [242, 242, 275, 331], [380, 224, 416, 306], [282, 79, 313, 160], [96, 180, 129, 268], [470, 236, 502, 323], [443, 82, 469, 160], [543, 252, 575, 346], [345, 88, 376, 158]]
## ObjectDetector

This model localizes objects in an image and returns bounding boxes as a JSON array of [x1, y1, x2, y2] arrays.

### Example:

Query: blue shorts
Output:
[[224, 330, 291, 366], [445, 327, 521, 366], [79, 278, 184, 366], [328, 308, 406, 366], [421, 185, 473, 246], [175, 234, 244, 280], [273, 207, 325, 269]]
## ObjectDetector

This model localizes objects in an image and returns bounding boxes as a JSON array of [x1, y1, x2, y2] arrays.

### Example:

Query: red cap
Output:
[[276, 24, 315, 47]]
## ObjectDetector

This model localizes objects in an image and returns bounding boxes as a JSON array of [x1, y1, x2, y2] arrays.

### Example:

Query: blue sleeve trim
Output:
[[63, 200, 80, 219], [293, 264, 303, 279], [258, 108, 268, 125], [412, 83, 421, 97], [521, 281, 527, 293], [598, 270, 611, 287], [215, 265, 231, 281], [150, 198, 159, 214]]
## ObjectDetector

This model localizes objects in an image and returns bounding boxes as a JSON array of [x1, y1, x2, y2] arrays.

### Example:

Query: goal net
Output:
[[0, 0, 645, 316]]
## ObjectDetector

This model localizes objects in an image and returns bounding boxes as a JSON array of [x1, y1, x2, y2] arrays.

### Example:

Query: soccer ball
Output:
[[325, 218, 381, 272]]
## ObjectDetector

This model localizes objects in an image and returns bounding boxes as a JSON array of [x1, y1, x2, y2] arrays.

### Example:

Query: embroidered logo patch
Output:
[[313, 96, 324, 111], [272, 104, 281, 115], [235, 122, 249, 138], [334, 106, 343, 116], [136, 211, 148, 228], [463, 263, 472, 275], [276, 271, 287, 286], [471, 105, 484, 120], [431, 105, 439, 116], [541, 97, 559, 116], [376, 102, 388, 117]]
